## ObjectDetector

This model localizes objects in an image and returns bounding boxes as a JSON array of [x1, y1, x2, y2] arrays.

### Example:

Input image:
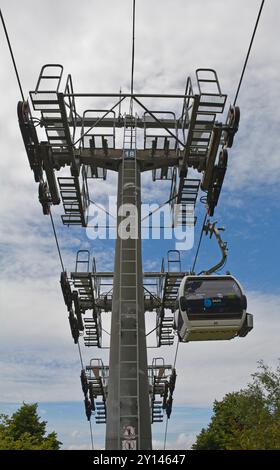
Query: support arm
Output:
[[199, 221, 228, 275]]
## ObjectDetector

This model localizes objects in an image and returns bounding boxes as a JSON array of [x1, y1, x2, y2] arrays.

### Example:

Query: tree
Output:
[[192, 361, 280, 450], [0, 403, 62, 450]]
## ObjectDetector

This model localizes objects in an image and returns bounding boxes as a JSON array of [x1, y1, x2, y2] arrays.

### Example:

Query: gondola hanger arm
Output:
[[199, 220, 228, 275]]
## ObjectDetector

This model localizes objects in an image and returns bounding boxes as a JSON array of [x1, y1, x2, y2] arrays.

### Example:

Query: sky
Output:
[[0, 0, 280, 450]]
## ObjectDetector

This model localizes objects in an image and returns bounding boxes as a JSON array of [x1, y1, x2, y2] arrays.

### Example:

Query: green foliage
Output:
[[0, 403, 61, 450], [192, 361, 280, 450]]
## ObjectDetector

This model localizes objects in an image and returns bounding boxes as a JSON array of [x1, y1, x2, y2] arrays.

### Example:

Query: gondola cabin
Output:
[[174, 275, 253, 342]]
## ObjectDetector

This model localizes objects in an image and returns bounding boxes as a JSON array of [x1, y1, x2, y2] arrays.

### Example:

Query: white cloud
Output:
[[175, 432, 197, 450], [67, 443, 92, 450], [152, 439, 165, 450], [153, 432, 197, 450]]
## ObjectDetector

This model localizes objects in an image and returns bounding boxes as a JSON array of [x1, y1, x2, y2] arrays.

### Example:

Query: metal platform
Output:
[[172, 69, 228, 220], [170, 171, 200, 227], [20, 65, 238, 227], [58, 165, 89, 226], [60, 251, 102, 348], [82, 359, 108, 424], [30, 65, 79, 174], [62, 250, 188, 349], [82, 357, 176, 425], [149, 358, 176, 423], [68, 270, 186, 312], [143, 111, 179, 181]]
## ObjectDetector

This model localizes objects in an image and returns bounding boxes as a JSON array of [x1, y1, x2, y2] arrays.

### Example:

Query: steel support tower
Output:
[[18, 65, 240, 449], [106, 147, 152, 449]]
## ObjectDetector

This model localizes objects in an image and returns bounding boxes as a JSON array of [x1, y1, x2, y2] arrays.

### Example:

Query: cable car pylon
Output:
[[18, 64, 253, 450]]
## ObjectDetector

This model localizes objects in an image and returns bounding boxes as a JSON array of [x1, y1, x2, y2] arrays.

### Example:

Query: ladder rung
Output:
[[120, 395, 138, 399], [119, 414, 138, 418]]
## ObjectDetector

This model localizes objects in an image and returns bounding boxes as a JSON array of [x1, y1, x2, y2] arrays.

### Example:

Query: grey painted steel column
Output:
[[105, 158, 152, 450]]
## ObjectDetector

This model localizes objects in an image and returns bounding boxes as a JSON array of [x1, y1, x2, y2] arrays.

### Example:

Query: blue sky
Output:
[[0, 402, 212, 449], [0, 0, 280, 450]]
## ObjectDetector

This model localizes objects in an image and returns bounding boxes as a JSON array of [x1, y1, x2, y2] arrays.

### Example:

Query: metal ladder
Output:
[[151, 363, 166, 423], [161, 251, 186, 307], [72, 272, 94, 310], [118, 114, 140, 448], [84, 316, 102, 348], [71, 252, 102, 347], [156, 309, 174, 347], [177, 178, 200, 205], [86, 359, 108, 424], [30, 64, 78, 174], [174, 178, 200, 227], [181, 103, 217, 170], [149, 359, 173, 423], [162, 274, 183, 306], [177, 69, 227, 204], [31, 67, 90, 227], [123, 114, 137, 157], [58, 165, 89, 226], [95, 401, 107, 424]]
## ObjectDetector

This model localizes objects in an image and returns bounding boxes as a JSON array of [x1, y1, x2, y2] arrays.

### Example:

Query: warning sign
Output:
[[122, 439, 137, 450], [123, 425, 136, 438]]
